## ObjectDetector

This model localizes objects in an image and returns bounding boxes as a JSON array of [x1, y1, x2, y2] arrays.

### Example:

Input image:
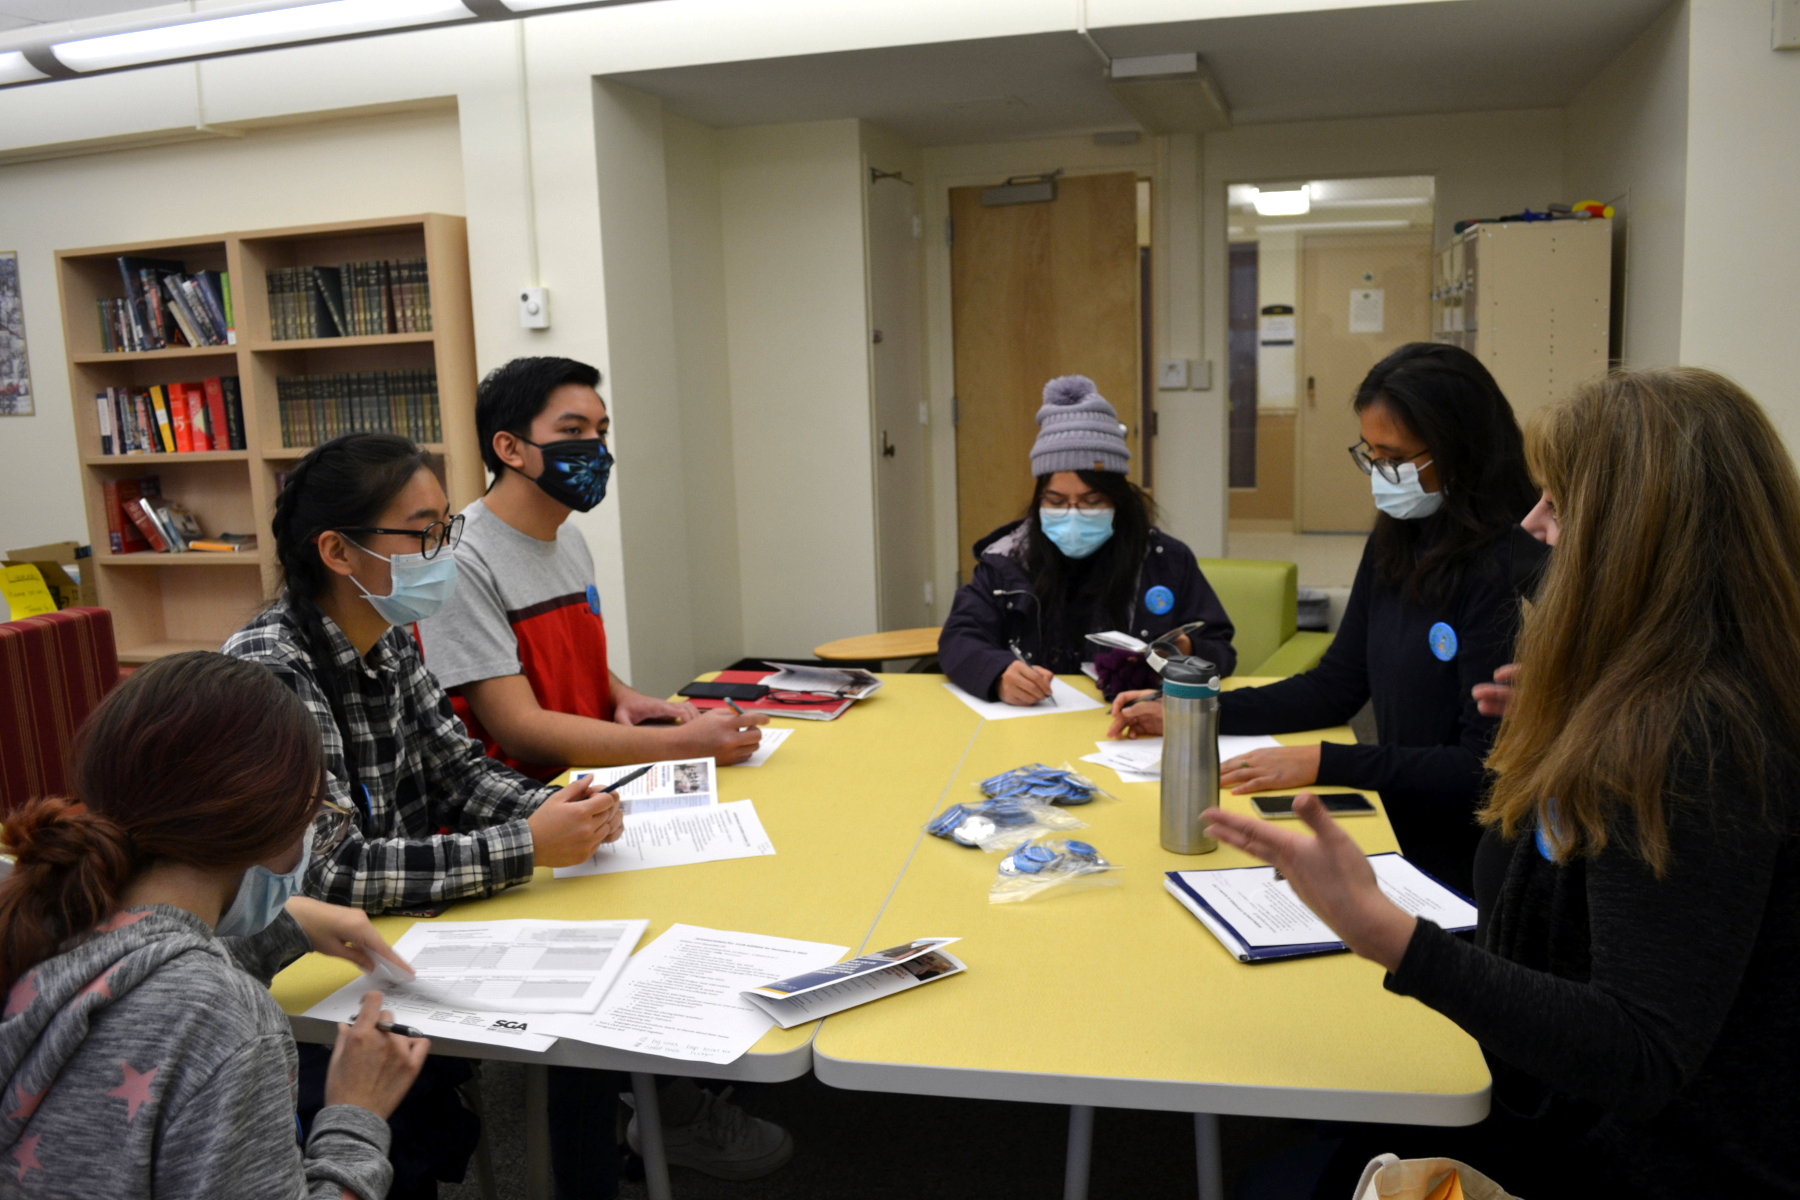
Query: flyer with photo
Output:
[[740, 937, 965, 1029], [573, 757, 716, 814]]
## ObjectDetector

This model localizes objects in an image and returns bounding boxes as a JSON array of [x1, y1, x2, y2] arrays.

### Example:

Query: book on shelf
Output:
[[101, 476, 152, 553], [93, 378, 244, 455], [97, 259, 234, 352], [277, 368, 440, 448], [128, 494, 203, 554], [266, 256, 430, 340]]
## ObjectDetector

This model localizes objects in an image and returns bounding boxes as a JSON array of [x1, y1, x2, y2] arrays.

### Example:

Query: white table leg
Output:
[[631, 1072, 673, 1200], [1063, 1104, 1095, 1200], [524, 1064, 551, 1200], [1194, 1112, 1223, 1200]]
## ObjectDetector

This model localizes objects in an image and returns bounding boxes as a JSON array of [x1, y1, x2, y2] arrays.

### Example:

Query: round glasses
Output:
[[336, 513, 464, 560], [1348, 442, 1430, 485], [314, 801, 359, 856]]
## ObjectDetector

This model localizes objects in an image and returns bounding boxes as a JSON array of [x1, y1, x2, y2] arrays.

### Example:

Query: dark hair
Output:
[[0, 652, 322, 995], [1353, 343, 1537, 603], [1022, 470, 1154, 654], [270, 432, 429, 798], [476, 356, 603, 480]]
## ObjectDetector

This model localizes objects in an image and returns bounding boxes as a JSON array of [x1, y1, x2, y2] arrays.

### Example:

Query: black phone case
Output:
[[678, 681, 771, 701]]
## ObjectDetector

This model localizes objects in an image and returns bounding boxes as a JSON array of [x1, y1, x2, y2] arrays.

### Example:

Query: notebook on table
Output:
[[685, 665, 879, 722], [1165, 853, 1477, 963]]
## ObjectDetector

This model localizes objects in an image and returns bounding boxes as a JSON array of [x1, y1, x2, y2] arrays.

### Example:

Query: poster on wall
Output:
[[0, 252, 32, 416]]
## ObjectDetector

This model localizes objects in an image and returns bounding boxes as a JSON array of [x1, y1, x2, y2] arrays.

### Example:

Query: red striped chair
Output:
[[0, 608, 119, 813]]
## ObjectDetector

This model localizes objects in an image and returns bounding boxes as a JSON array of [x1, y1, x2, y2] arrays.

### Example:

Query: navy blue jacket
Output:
[[938, 521, 1236, 700], [1220, 526, 1549, 893]]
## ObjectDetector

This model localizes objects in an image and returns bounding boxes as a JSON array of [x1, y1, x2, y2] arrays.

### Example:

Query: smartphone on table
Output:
[[1249, 793, 1377, 819]]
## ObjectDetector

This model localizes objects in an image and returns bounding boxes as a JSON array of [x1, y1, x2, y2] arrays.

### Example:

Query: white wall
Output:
[[1679, 0, 1800, 449], [1254, 229, 1300, 411], [0, 105, 466, 553], [1564, 1, 1690, 369], [717, 120, 880, 656]]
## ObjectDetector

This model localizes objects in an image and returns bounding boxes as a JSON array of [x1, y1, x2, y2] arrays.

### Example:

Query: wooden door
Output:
[[950, 172, 1140, 578], [867, 174, 931, 631], [1297, 232, 1432, 532]]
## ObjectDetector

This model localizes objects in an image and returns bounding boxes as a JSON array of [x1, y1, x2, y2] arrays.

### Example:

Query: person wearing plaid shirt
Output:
[[230, 432, 623, 1200], [224, 595, 551, 912]]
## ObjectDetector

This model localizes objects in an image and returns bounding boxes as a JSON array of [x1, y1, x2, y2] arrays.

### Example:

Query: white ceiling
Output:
[[0, 0, 169, 35], [607, 0, 1677, 144]]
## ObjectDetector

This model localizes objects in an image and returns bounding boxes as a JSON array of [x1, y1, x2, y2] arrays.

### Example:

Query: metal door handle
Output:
[[882, 431, 896, 458], [1306, 375, 1316, 408]]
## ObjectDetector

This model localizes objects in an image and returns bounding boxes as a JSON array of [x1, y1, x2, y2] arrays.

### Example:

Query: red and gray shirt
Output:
[[416, 497, 612, 780]]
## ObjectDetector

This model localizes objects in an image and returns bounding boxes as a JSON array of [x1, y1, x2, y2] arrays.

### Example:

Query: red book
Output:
[[127, 496, 169, 552], [165, 384, 193, 453], [101, 478, 149, 553], [184, 383, 212, 451], [203, 377, 229, 452]]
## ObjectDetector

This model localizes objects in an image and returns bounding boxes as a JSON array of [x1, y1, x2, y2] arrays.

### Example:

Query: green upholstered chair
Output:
[[1196, 557, 1334, 678]]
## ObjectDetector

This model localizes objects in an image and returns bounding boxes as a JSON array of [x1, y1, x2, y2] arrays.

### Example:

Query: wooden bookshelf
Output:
[[55, 214, 479, 664]]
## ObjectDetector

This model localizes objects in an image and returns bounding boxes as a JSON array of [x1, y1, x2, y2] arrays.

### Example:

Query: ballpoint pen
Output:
[[1010, 642, 1056, 706]]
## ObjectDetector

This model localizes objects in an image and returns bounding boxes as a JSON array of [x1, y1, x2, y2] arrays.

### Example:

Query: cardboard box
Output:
[[5, 542, 97, 609]]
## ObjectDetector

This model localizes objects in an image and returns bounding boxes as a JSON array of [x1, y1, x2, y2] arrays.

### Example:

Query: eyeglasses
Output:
[[314, 800, 359, 856], [336, 513, 464, 560], [1040, 499, 1115, 513], [1348, 441, 1431, 485]]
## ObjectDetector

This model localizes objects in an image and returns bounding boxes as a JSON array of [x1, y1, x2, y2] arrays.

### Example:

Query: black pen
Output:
[[588, 763, 654, 794], [377, 1020, 426, 1039]]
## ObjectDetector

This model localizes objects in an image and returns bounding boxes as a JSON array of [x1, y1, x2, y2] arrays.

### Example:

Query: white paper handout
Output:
[[741, 937, 965, 1029], [943, 677, 1105, 720], [1219, 734, 1284, 761], [548, 924, 848, 1063], [761, 662, 882, 699], [572, 758, 717, 815], [305, 978, 560, 1053], [736, 727, 792, 767], [1084, 737, 1162, 783], [553, 800, 776, 878], [371, 919, 646, 1012], [1177, 854, 1476, 950]]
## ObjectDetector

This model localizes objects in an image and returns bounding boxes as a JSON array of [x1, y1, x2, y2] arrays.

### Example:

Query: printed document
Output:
[[553, 800, 775, 878], [548, 924, 847, 1063], [1177, 854, 1476, 950], [736, 727, 792, 767], [571, 758, 716, 815], [943, 678, 1105, 720], [742, 938, 965, 1029], [1082, 734, 1284, 783]]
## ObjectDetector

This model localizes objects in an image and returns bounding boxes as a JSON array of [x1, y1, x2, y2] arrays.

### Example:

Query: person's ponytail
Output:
[[0, 652, 323, 1000], [0, 798, 137, 996]]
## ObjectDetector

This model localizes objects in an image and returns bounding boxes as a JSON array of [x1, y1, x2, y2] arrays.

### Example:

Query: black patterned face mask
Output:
[[523, 437, 612, 512]]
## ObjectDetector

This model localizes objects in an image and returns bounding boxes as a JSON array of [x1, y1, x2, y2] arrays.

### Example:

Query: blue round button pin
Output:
[[1428, 621, 1458, 661], [586, 584, 601, 615], [1145, 585, 1174, 615]]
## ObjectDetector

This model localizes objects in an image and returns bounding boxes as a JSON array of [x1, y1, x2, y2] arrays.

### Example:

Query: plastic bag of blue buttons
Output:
[[976, 763, 1114, 807], [925, 794, 1086, 853], [989, 837, 1120, 903]]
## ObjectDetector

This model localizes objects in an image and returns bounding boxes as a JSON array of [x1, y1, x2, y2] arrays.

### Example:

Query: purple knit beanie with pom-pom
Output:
[[1029, 375, 1130, 476]]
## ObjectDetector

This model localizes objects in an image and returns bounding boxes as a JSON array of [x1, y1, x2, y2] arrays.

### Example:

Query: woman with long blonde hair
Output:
[[1205, 368, 1800, 1195]]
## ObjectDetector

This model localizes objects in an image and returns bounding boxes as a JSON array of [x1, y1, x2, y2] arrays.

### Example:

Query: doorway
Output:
[[948, 171, 1142, 579], [867, 170, 930, 632], [1224, 176, 1435, 548]]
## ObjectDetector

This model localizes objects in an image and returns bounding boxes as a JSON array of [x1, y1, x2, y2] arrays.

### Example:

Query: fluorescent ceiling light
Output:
[[0, 51, 47, 86], [53, 0, 474, 73], [1252, 186, 1309, 217], [1110, 52, 1198, 80]]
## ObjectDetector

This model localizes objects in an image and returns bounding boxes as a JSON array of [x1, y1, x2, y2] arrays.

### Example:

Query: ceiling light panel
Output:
[[0, 50, 46, 85], [53, 0, 475, 73], [1252, 185, 1309, 217]]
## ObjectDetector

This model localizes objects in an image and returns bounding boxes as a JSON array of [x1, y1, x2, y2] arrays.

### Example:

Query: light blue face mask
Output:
[[216, 836, 311, 938], [1370, 460, 1444, 520], [1039, 507, 1115, 559], [350, 545, 459, 626]]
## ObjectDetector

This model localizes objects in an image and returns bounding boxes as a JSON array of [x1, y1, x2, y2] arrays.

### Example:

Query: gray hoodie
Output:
[[0, 905, 391, 1199]]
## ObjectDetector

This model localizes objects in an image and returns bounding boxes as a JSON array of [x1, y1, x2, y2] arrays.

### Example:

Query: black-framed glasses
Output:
[[1348, 441, 1431, 485], [337, 513, 464, 560], [1040, 498, 1115, 513]]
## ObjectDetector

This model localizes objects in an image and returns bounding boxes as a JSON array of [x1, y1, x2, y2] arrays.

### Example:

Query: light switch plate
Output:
[[1778, 0, 1800, 49], [1157, 358, 1190, 390], [519, 286, 550, 329]]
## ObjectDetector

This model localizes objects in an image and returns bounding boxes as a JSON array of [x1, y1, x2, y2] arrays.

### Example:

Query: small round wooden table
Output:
[[812, 627, 942, 662]]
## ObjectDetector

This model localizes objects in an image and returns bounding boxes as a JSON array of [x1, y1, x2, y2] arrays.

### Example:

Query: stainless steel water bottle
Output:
[[1160, 656, 1221, 854]]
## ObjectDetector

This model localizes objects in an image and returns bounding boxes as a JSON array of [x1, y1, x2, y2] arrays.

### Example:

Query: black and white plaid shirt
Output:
[[224, 597, 553, 912]]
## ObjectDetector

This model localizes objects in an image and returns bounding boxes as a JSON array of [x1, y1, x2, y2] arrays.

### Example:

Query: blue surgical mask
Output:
[[216, 836, 311, 938], [350, 545, 459, 626], [1039, 507, 1115, 559], [1370, 460, 1444, 520]]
